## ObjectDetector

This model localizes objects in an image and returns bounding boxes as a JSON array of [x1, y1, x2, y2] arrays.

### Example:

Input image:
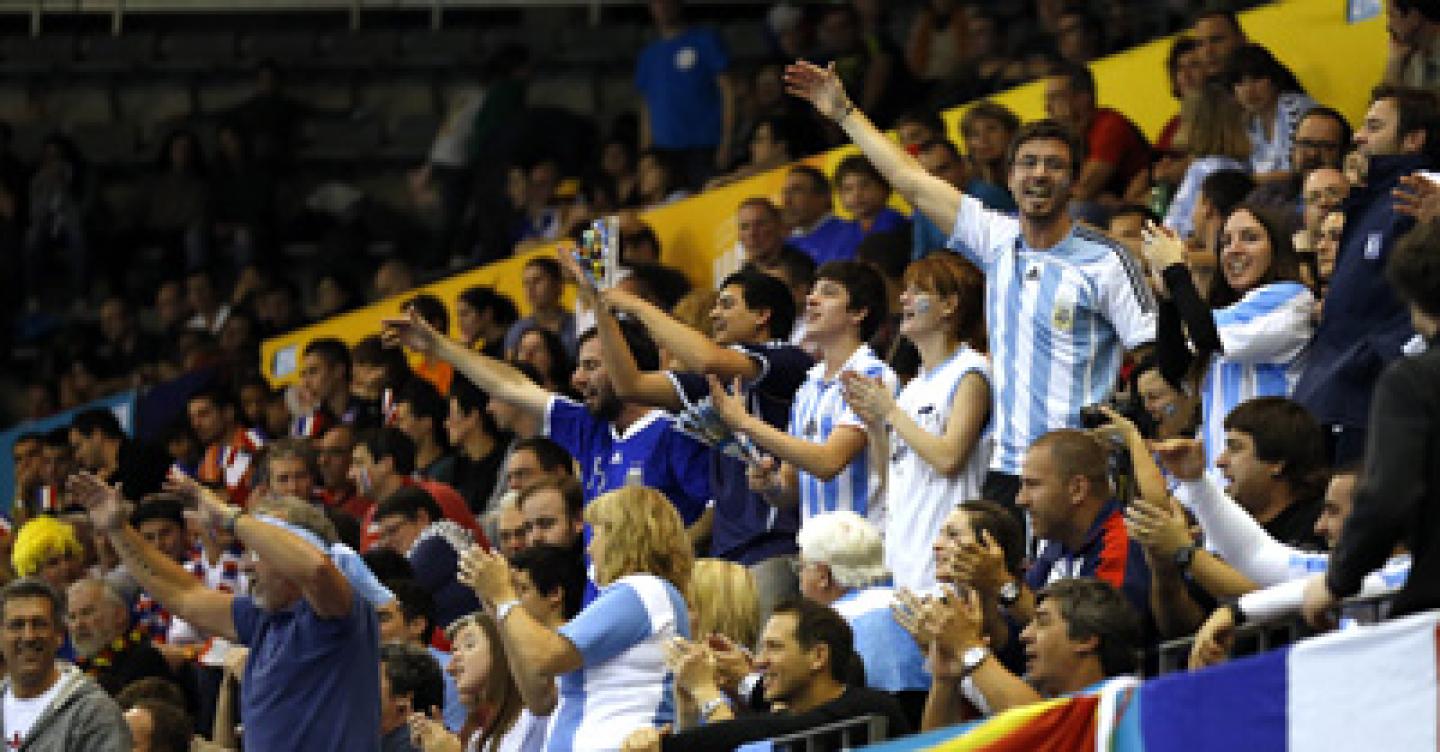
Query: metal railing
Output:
[[1149, 592, 1398, 677], [768, 714, 890, 752]]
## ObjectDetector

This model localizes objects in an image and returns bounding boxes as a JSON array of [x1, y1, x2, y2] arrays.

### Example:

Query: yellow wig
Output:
[[12, 516, 82, 577]]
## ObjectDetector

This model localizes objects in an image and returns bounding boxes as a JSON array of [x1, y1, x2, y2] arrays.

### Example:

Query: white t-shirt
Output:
[[885, 346, 992, 591], [3, 669, 66, 747]]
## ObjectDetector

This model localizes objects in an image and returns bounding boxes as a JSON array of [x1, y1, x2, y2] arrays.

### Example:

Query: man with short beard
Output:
[[383, 311, 711, 534], [788, 61, 1157, 511], [67, 579, 170, 696], [0, 577, 130, 749]]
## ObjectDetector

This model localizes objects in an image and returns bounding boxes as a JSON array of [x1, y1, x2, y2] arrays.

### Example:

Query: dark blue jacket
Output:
[[1293, 153, 1427, 428]]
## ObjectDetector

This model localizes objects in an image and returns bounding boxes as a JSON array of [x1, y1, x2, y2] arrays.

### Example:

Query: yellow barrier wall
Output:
[[261, 0, 1385, 385]]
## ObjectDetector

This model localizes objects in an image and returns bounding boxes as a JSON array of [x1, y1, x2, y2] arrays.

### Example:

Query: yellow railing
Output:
[[261, 0, 1384, 385]]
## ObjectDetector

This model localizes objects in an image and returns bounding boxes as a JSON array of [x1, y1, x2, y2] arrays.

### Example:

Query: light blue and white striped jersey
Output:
[[832, 586, 930, 693], [1200, 281, 1315, 467], [549, 573, 689, 752], [886, 346, 992, 592], [789, 344, 898, 525], [946, 194, 1157, 474]]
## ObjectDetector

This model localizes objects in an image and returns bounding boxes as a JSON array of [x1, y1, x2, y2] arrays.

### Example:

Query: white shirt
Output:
[[493, 708, 547, 752], [945, 194, 1157, 474], [3, 668, 66, 747], [885, 346, 992, 592]]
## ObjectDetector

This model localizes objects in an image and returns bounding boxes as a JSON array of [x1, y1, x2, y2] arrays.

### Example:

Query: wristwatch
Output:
[[494, 599, 521, 623], [997, 580, 1021, 608], [1173, 543, 1201, 573], [960, 646, 990, 678]]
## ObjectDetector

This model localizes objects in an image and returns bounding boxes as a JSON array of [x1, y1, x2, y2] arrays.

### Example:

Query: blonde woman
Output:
[[1163, 82, 1253, 239], [460, 486, 693, 751], [410, 612, 546, 752], [687, 559, 760, 650]]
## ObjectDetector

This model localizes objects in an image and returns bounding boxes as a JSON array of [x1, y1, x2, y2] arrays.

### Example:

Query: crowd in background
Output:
[[3, 0, 1440, 750]]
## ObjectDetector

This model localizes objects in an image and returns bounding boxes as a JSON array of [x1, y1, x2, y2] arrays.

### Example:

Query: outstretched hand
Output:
[[163, 469, 237, 533], [1140, 221, 1185, 297], [1394, 173, 1440, 223], [1151, 438, 1206, 482], [783, 60, 851, 122], [458, 546, 517, 607], [706, 375, 750, 429], [65, 472, 129, 533], [381, 306, 445, 357]]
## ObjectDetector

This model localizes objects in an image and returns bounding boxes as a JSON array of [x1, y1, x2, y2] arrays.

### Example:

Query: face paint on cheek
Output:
[[913, 297, 932, 315]]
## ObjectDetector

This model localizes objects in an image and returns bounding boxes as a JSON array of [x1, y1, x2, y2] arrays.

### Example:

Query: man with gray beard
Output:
[[66, 579, 171, 696]]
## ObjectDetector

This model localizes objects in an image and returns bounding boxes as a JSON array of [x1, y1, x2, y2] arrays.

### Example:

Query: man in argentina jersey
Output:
[[785, 62, 1156, 509], [380, 308, 711, 534], [709, 261, 897, 527], [586, 264, 812, 609]]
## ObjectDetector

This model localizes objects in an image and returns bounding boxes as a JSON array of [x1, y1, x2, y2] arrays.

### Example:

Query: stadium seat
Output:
[[2, 34, 79, 76], [156, 31, 239, 74], [75, 33, 159, 75]]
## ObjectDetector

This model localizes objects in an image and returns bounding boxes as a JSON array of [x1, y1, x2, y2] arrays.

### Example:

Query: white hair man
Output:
[[795, 512, 928, 719]]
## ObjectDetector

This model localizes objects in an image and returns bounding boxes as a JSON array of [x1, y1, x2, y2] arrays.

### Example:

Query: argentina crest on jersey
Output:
[[1051, 285, 1077, 333]]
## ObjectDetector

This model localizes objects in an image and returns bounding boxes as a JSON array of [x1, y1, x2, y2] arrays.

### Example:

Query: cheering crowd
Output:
[[4, 0, 1440, 750]]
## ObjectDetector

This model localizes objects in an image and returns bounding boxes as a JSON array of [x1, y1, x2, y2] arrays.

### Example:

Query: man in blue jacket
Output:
[[1293, 85, 1440, 464]]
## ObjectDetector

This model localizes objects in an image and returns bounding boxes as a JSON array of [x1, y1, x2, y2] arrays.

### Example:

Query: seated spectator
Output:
[[807, 156, 909, 265], [187, 387, 264, 506], [783, 166, 846, 257], [409, 612, 549, 752], [1226, 44, 1316, 181], [511, 158, 566, 247], [929, 500, 1028, 676], [68, 408, 169, 500], [373, 258, 417, 302], [618, 262, 693, 313], [447, 378, 507, 515], [1186, 169, 1256, 273], [130, 131, 210, 273], [512, 325, 574, 397], [316, 424, 372, 522], [374, 487, 482, 629], [1044, 62, 1151, 213], [1190, 5, 1248, 79], [1245, 106, 1352, 217], [504, 257, 577, 357], [210, 122, 276, 271], [393, 378, 457, 486], [1162, 83, 1253, 239], [636, 150, 692, 210], [510, 543, 588, 627], [67, 578, 170, 696], [350, 427, 489, 552], [12, 515, 87, 593], [1106, 204, 1159, 269], [905, 1, 968, 87], [1296, 166, 1350, 270], [379, 642, 446, 752], [795, 512, 929, 719], [688, 559, 761, 649], [455, 286, 519, 360], [294, 336, 371, 439], [622, 598, 911, 751], [376, 579, 465, 733], [458, 485, 693, 748], [0, 577, 130, 749], [896, 577, 1141, 727], [617, 218, 662, 266], [1143, 206, 1315, 473], [92, 296, 162, 388], [495, 494, 531, 558], [517, 478, 585, 554], [1153, 37, 1206, 167], [1313, 209, 1345, 290], [957, 102, 1021, 215], [1055, 5, 1104, 65], [501, 436, 573, 496], [1131, 355, 1201, 441], [705, 113, 805, 189], [1382, 0, 1440, 89], [910, 138, 968, 258], [123, 698, 191, 752], [183, 271, 230, 336], [23, 133, 97, 307], [1016, 430, 1153, 624]]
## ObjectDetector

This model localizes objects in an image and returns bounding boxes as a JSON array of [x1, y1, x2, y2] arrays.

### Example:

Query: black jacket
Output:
[[661, 686, 911, 752], [1327, 338, 1440, 616]]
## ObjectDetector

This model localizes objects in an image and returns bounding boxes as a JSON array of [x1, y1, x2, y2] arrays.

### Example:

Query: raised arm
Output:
[[603, 288, 760, 381], [384, 308, 552, 415], [709, 375, 864, 481], [555, 252, 685, 411], [68, 473, 237, 642], [174, 475, 355, 619], [785, 61, 961, 234], [461, 547, 577, 715]]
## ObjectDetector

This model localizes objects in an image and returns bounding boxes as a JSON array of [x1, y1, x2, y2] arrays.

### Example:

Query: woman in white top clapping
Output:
[[842, 252, 992, 591]]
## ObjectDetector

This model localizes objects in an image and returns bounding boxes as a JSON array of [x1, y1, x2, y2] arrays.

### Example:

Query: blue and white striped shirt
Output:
[[550, 574, 688, 752], [946, 195, 1157, 474], [789, 345, 897, 525], [1200, 281, 1315, 467]]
